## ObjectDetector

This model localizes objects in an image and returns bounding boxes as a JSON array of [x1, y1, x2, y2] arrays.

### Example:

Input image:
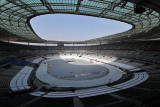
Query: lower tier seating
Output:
[[0, 40, 159, 106]]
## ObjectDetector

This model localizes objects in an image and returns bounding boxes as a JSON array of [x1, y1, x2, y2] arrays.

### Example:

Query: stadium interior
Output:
[[0, 0, 160, 107]]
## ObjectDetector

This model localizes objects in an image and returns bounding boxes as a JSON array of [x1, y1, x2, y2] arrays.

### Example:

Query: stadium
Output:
[[0, 0, 160, 107]]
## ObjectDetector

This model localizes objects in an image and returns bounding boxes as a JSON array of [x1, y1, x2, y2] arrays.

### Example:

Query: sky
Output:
[[30, 14, 132, 41]]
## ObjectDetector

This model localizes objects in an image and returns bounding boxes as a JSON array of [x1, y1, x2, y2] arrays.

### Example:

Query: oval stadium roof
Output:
[[0, 0, 160, 44]]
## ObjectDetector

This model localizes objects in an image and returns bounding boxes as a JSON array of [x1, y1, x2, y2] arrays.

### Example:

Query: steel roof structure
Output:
[[0, 0, 160, 44]]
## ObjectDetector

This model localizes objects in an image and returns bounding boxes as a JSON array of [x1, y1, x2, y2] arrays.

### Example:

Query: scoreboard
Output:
[[57, 43, 64, 46]]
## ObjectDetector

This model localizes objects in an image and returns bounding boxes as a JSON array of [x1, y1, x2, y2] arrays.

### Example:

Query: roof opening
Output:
[[30, 14, 132, 41]]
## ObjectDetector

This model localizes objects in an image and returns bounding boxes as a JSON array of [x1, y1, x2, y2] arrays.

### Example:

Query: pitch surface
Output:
[[48, 58, 108, 80]]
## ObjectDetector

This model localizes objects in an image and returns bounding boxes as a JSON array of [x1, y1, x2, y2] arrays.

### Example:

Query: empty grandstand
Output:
[[0, 0, 160, 107]]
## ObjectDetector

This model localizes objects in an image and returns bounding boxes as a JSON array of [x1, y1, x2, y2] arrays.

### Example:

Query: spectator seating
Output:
[[0, 40, 159, 106]]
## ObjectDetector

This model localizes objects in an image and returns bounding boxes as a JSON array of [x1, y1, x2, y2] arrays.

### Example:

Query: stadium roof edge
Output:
[[0, 0, 160, 44]]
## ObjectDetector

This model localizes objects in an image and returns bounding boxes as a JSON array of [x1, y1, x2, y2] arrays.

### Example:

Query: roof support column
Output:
[[7, 36, 9, 43], [73, 96, 85, 107], [40, 0, 54, 13], [28, 41, 29, 46], [75, 0, 82, 14]]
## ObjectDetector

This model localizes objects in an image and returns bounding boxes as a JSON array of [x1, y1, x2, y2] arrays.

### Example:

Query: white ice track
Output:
[[30, 72, 148, 98], [35, 56, 123, 87], [82, 56, 139, 71], [9, 56, 149, 98], [32, 58, 44, 64], [10, 58, 43, 91], [10, 66, 33, 91]]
